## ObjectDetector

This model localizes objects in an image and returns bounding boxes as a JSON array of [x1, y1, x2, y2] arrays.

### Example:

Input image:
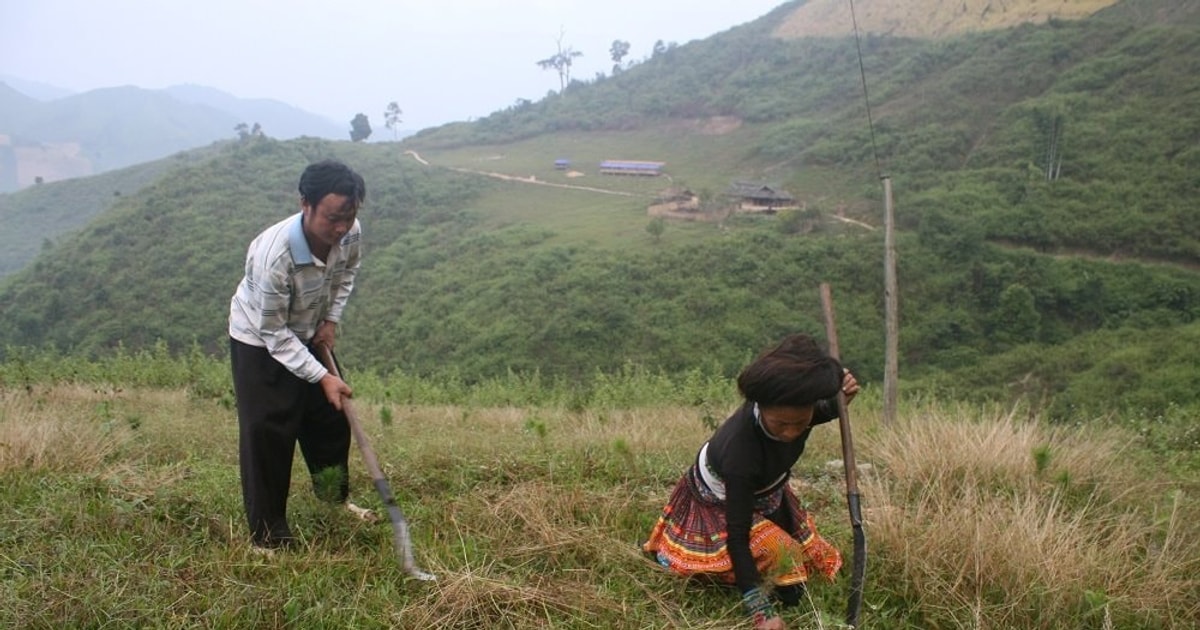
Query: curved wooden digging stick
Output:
[[317, 346, 436, 581], [819, 283, 866, 628]]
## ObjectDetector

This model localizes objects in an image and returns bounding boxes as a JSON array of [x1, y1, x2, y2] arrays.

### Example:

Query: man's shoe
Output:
[[250, 544, 277, 558], [345, 502, 380, 524]]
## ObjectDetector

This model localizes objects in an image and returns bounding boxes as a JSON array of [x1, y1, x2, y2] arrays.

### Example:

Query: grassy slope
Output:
[[2, 374, 1196, 629], [409, 87, 883, 226], [411, 122, 865, 248]]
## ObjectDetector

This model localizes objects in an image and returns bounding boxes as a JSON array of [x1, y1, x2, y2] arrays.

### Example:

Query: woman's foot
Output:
[[773, 583, 805, 608]]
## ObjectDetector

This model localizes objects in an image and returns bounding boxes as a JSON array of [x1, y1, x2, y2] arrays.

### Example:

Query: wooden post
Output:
[[882, 176, 898, 425]]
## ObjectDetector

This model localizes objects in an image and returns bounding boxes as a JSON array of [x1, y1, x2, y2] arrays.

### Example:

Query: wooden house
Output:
[[727, 181, 798, 212]]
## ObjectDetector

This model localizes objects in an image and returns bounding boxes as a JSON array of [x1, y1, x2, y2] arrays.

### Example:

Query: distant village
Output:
[[553, 156, 799, 222]]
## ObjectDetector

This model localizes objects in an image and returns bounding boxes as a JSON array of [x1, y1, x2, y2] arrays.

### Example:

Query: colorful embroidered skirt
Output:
[[642, 465, 842, 586]]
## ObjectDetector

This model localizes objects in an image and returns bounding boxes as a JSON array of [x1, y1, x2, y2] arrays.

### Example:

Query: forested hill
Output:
[[0, 0, 1197, 421]]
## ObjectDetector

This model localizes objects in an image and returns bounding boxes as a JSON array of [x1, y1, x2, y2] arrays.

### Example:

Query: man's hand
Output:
[[320, 373, 352, 411], [311, 320, 338, 352]]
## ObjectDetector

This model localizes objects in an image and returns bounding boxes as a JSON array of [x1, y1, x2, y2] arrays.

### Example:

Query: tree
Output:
[[350, 113, 372, 142], [990, 283, 1041, 348], [646, 217, 666, 243], [1032, 105, 1066, 181], [610, 39, 631, 75], [536, 30, 583, 93], [235, 122, 264, 141], [384, 101, 403, 140]]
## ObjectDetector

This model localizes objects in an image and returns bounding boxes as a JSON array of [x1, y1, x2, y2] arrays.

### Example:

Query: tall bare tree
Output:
[[609, 39, 631, 75], [536, 30, 583, 93], [384, 101, 403, 140], [1034, 107, 1065, 181]]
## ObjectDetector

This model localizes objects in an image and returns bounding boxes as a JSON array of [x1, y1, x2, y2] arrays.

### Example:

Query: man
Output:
[[229, 159, 373, 551]]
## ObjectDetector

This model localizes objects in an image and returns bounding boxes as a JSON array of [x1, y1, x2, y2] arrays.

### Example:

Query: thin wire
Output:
[[848, 0, 884, 179]]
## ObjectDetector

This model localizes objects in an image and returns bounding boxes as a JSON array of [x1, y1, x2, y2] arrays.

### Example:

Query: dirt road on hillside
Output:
[[403, 150, 645, 197]]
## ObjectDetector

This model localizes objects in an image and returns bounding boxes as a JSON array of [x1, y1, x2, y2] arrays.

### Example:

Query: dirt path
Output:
[[830, 215, 876, 231], [992, 239, 1200, 274], [404, 150, 644, 197]]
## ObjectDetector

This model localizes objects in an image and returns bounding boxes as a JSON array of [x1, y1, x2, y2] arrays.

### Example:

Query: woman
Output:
[[643, 333, 859, 630]]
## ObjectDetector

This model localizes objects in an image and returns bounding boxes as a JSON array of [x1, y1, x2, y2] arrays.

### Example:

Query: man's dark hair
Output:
[[298, 159, 366, 209], [737, 333, 842, 407]]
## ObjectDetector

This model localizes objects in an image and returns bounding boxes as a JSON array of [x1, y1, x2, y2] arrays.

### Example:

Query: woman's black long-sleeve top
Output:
[[702, 398, 838, 593]]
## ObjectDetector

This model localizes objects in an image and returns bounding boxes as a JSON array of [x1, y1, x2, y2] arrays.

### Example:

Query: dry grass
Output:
[[774, 0, 1122, 40], [0, 384, 232, 472], [0, 385, 131, 472], [862, 403, 1200, 628], [3, 383, 1198, 628], [400, 564, 618, 629]]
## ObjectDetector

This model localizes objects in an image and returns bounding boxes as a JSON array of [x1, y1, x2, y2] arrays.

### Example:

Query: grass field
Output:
[[453, 179, 733, 250], [2, 372, 1197, 629], [413, 123, 772, 193]]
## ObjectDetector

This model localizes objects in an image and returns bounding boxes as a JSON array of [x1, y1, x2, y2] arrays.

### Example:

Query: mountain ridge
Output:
[[0, 82, 345, 192]]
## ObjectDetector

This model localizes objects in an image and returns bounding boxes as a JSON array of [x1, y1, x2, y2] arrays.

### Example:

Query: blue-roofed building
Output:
[[599, 160, 665, 176]]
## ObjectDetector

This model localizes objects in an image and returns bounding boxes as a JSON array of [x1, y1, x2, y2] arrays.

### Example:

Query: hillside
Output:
[[0, 147, 224, 277], [0, 0, 1197, 421], [775, 0, 1122, 39], [409, 0, 1200, 265]]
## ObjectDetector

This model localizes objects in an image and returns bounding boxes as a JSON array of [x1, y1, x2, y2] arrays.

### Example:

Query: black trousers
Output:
[[230, 338, 351, 547]]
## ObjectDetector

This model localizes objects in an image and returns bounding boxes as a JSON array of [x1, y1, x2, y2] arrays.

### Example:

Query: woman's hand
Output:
[[842, 369, 860, 404], [755, 615, 787, 630]]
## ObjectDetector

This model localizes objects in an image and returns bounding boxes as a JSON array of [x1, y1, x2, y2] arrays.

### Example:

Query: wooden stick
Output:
[[819, 283, 866, 627], [317, 346, 435, 581]]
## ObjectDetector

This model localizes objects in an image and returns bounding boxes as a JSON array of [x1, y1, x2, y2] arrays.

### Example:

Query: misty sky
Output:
[[1, 0, 786, 132]]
